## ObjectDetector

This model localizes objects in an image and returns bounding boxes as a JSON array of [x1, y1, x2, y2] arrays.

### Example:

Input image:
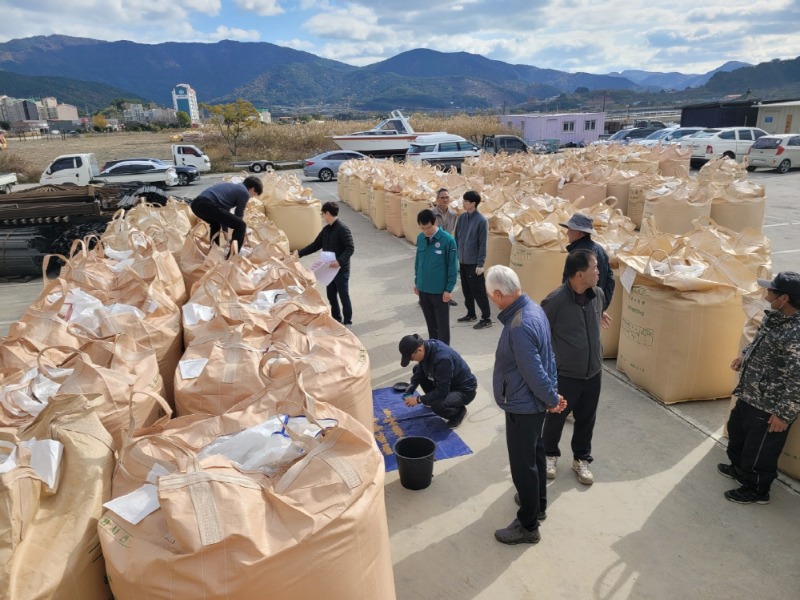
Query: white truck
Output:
[[172, 144, 211, 172], [40, 153, 179, 188], [0, 172, 17, 194]]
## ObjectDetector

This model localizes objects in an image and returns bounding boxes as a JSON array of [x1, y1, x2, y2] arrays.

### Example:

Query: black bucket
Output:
[[394, 436, 436, 490]]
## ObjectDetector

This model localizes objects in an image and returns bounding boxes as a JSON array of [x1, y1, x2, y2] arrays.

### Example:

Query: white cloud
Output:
[[235, 0, 284, 17], [1, 0, 799, 75], [278, 38, 317, 52], [303, 4, 389, 41], [180, 0, 222, 15], [208, 26, 261, 41]]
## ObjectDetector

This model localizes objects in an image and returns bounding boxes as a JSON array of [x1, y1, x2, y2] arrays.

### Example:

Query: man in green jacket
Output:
[[414, 209, 458, 345]]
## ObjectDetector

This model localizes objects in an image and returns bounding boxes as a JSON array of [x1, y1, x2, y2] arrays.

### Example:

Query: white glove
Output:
[[475, 267, 484, 276]]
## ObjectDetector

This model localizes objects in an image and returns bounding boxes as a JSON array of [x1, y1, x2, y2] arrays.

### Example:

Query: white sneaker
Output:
[[546, 456, 558, 480], [572, 459, 594, 485]]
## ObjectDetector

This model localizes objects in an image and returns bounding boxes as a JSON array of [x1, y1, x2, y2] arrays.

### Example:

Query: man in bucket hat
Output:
[[398, 333, 477, 429], [560, 213, 615, 311], [719, 272, 800, 504]]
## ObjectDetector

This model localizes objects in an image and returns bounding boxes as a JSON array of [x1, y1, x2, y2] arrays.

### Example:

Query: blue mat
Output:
[[373, 386, 473, 472]]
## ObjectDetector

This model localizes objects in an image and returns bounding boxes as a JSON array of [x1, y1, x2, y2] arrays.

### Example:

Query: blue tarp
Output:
[[372, 386, 473, 472]]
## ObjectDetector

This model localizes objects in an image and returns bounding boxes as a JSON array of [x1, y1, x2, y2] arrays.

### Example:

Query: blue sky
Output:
[[1, 0, 799, 74]]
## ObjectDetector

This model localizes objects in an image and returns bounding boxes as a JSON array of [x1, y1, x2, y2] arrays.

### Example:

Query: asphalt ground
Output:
[[1, 168, 799, 599]]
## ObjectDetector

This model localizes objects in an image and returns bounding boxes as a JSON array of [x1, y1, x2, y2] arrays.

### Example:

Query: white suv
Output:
[[406, 133, 480, 171], [683, 127, 768, 166]]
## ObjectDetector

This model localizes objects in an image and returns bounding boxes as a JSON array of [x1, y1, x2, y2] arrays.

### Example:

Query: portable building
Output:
[[755, 100, 800, 134], [680, 100, 759, 128], [500, 112, 605, 146]]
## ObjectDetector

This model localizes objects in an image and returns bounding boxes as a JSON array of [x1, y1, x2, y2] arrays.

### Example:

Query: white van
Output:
[[406, 133, 480, 171], [172, 144, 211, 172]]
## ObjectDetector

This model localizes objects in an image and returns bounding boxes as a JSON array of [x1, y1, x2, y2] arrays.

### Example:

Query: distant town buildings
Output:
[[122, 103, 177, 125], [0, 94, 79, 134], [172, 83, 200, 124]]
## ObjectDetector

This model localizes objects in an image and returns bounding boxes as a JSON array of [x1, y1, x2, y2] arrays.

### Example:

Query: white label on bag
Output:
[[621, 265, 637, 294], [179, 358, 208, 380], [104, 484, 160, 524], [21, 439, 63, 490]]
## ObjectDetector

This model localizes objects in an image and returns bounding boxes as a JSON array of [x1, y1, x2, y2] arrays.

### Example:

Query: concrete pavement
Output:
[[1, 171, 799, 599]]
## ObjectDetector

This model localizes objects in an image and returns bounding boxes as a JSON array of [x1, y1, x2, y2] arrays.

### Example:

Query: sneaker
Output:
[[717, 463, 742, 482], [724, 486, 770, 505], [473, 319, 492, 330], [494, 518, 541, 545], [572, 459, 594, 485], [449, 299, 459, 307], [457, 314, 478, 322], [513, 493, 547, 521], [446, 407, 467, 429], [546, 456, 558, 480]]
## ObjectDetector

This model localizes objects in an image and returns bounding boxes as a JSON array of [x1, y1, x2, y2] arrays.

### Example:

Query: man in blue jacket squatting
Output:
[[485, 265, 566, 545], [398, 333, 477, 429]]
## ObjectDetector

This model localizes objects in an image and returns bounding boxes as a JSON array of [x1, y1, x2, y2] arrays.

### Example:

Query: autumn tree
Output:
[[201, 99, 259, 156], [176, 111, 191, 128], [92, 114, 108, 131]]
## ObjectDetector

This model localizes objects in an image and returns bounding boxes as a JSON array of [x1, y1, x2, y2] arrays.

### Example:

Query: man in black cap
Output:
[[560, 213, 615, 311], [191, 176, 264, 253], [719, 271, 800, 504], [398, 333, 477, 429]]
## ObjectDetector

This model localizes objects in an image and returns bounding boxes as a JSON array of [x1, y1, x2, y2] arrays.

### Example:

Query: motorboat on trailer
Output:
[[331, 110, 444, 157]]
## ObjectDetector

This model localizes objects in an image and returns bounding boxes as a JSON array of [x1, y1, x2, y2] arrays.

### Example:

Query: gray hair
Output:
[[485, 265, 521, 296]]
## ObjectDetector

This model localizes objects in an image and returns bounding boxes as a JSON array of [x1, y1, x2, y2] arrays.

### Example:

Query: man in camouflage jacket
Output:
[[719, 271, 800, 504]]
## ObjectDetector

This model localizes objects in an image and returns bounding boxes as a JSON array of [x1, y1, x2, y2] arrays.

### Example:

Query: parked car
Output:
[[604, 127, 663, 144], [746, 134, 800, 174], [101, 158, 199, 186], [634, 119, 669, 128], [406, 133, 481, 171], [302, 150, 367, 181], [96, 160, 180, 187], [481, 134, 529, 154], [682, 127, 768, 166], [638, 126, 705, 147], [41, 153, 178, 187]]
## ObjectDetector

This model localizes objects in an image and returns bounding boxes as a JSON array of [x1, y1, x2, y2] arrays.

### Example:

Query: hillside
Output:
[[0, 35, 353, 105], [0, 35, 795, 113], [0, 35, 639, 111], [705, 56, 800, 98], [0, 69, 145, 114]]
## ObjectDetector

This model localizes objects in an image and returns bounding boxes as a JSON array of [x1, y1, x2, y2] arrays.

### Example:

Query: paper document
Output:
[[311, 250, 340, 286]]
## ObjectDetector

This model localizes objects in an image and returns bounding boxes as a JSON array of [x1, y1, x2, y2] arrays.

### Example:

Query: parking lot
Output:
[[1, 167, 799, 599]]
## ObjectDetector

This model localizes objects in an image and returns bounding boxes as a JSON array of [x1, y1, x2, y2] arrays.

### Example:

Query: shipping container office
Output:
[[680, 100, 759, 129], [500, 112, 605, 146], [756, 100, 800, 134]]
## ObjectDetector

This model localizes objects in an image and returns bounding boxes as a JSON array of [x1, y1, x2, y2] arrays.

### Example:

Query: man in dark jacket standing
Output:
[[191, 176, 263, 253], [398, 334, 477, 428], [560, 213, 614, 310], [431, 188, 459, 307], [542, 249, 609, 486], [720, 272, 800, 504], [486, 265, 566, 545], [298, 201, 355, 325], [414, 209, 458, 345], [454, 190, 492, 330]]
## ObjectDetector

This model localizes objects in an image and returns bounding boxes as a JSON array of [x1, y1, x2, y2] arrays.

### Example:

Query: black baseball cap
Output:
[[399, 334, 424, 367], [757, 272, 800, 298]]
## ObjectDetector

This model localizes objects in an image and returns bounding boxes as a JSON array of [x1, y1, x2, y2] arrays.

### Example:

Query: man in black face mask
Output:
[[719, 271, 800, 505]]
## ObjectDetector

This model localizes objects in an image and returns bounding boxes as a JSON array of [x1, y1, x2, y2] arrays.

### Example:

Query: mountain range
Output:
[[0, 35, 773, 113]]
